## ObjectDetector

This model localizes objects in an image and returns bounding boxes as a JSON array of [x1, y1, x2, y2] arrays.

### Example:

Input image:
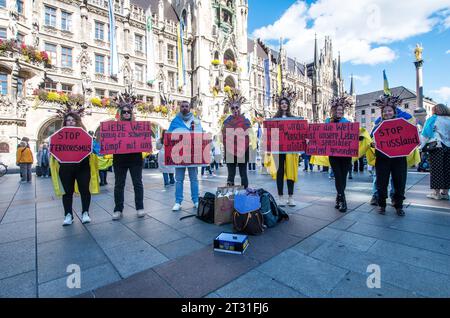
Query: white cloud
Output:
[[352, 75, 371, 86], [252, 0, 450, 65], [430, 87, 450, 104], [446, 50, 450, 54], [445, 13, 450, 28]]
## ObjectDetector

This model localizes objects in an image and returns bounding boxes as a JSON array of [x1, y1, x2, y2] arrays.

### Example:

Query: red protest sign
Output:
[[263, 118, 308, 153], [99, 121, 152, 155], [222, 116, 251, 159], [306, 122, 360, 157], [49, 127, 93, 163], [373, 118, 419, 157], [164, 132, 211, 167]]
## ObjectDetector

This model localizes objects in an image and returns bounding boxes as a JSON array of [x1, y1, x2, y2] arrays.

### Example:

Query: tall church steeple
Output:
[[350, 74, 355, 96]]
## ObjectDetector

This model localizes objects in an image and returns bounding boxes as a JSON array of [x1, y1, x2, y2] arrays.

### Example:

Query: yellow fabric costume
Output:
[[97, 154, 113, 170], [264, 153, 299, 183], [50, 155, 100, 196]]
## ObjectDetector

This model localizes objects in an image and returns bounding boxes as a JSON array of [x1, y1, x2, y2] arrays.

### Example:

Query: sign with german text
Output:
[[99, 121, 153, 155], [49, 127, 93, 163], [263, 118, 308, 153], [373, 118, 419, 157], [164, 132, 211, 167], [306, 122, 360, 157]]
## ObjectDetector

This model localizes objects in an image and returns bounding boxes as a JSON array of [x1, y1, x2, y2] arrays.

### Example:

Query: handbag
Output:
[[422, 141, 438, 153], [232, 189, 264, 235]]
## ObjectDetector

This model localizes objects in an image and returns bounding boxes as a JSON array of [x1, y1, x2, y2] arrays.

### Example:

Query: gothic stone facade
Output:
[[0, 0, 344, 166]]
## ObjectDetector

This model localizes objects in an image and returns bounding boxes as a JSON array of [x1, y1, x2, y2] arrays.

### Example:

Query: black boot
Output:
[[339, 195, 347, 213], [335, 195, 341, 209]]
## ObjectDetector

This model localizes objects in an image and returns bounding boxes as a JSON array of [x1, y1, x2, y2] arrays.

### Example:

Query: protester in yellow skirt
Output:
[[266, 89, 300, 207], [50, 107, 99, 226]]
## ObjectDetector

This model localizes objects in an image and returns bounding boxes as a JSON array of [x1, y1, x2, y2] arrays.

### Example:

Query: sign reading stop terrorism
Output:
[[373, 118, 420, 157], [49, 127, 93, 163]]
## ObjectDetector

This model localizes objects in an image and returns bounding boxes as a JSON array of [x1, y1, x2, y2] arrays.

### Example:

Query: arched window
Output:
[[224, 76, 236, 89], [37, 117, 63, 151], [181, 10, 187, 31], [224, 49, 235, 63]]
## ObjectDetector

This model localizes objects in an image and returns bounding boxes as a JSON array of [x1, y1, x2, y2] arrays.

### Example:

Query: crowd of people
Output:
[[14, 87, 449, 226]]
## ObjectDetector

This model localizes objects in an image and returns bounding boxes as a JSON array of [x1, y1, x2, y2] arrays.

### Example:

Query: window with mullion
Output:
[[16, 0, 24, 14], [45, 43, 57, 66], [61, 11, 72, 31], [95, 54, 105, 74], [0, 73, 8, 95], [95, 21, 104, 41], [45, 6, 56, 27], [17, 78, 24, 98], [135, 34, 143, 52], [61, 47, 72, 68]]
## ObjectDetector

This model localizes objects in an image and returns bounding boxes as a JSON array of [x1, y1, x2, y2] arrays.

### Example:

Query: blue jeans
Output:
[[372, 171, 395, 198], [175, 167, 199, 204], [163, 173, 175, 185]]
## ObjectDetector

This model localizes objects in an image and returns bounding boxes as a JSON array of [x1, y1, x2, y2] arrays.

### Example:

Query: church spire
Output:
[[314, 33, 318, 69], [337, 51, 342, 79], [350, 74, 355, 96]]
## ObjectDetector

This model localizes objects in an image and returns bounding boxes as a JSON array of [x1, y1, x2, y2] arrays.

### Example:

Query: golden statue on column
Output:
[[414, 43, 423, 62]]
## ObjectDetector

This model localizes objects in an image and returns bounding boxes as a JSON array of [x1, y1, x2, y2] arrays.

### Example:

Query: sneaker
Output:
[[137, 209, 146, 218], [278, 196, 286, 207], [287, 197, 296, 207], [427, 193, 442, 200], [112, 211, 123, 220], [378, 207, 386, 215], [194, 202, 199, 209], [441, 194, 449, 200], [81, 212, 91, 224], [63, 214, 73, 226], [172, 203, 182, 211]]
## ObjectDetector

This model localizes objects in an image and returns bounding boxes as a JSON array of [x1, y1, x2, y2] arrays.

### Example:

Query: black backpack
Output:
[[256, 188, 289, 227], [196, 192, 216, 223]]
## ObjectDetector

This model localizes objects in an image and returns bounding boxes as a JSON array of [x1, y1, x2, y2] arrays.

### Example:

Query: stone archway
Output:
[[36, 116, 63, 152]]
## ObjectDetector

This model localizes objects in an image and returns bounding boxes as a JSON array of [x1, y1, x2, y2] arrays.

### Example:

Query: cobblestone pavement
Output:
[[0, 166, 449, 298]]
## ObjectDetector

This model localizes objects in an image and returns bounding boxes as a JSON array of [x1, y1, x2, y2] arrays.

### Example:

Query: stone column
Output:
[[414, 59, 426, 126]]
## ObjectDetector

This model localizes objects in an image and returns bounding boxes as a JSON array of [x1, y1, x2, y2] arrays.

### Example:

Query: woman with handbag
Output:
[[420, 104, 450, 200]]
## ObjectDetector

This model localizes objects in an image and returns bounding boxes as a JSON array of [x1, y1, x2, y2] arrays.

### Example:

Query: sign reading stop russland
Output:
[[373, 118, 420, 158], [49, 127, 93, 163]]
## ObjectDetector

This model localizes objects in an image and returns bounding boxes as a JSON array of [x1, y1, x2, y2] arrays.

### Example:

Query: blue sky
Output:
[[247, 0, 450, 104]]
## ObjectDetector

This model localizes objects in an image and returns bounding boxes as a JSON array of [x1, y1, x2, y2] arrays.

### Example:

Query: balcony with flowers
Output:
[[0, 40, 52, 70], [33, 89, 84, 106]]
